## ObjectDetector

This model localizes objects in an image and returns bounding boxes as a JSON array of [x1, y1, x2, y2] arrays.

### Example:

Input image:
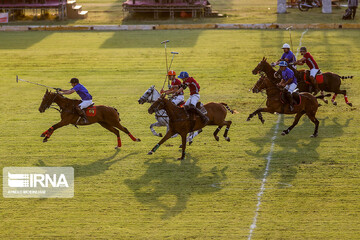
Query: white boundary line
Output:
[[247, 29, 309, 240]]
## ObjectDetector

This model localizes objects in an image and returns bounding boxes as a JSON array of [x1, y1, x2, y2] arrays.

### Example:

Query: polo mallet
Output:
[[160, 40, 170, 90], [16, 75, 58, 90], [286, 26, 294, 53], [166, 51, 179, 88]]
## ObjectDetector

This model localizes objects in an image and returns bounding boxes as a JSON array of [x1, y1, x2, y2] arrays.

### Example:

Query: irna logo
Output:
[[8, 172, 69, 188]]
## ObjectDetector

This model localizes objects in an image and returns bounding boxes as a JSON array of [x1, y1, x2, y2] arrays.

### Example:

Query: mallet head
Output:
[[161, 40, 170, 44], [171, 52, 179, 54], [286, 26, 293, 31], [16, 75, 19, 83]]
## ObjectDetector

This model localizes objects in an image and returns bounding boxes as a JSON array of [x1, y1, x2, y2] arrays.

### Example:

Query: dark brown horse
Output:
[[147, 96, 234, 160], [38, 90, 141, 148], [252, 57, 353, 106], [247, 76, 326, 137]]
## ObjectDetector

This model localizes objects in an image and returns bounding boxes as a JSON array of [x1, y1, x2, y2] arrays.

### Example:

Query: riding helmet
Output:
[[282, 43, 291, 49], [168, 70, 176, 76], [70, 78, 79, 84], [177, 72, 189, 79], [300, 47, 307, 52], [279, 61, 288, 67]]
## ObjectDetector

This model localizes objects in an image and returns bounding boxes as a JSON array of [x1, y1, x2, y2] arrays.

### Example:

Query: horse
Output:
[[138, 85, 202, 145], [38, 89, 141, 148], [252, 57, 353, 106], [247, 75, 327, 137], [147, 96, 234, 160]]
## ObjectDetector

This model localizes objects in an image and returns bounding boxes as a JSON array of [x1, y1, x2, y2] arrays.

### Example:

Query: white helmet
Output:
[[282, 43, 291, 49]]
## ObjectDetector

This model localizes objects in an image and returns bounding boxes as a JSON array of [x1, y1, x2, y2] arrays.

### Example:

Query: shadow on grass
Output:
[[246, 115, 352, 186], [124, 154, 228, 219], [36, 149, 139, 178]]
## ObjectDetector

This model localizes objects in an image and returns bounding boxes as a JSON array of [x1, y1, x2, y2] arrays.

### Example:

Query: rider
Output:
[[160, 70, 184, 106], [272, 43, 297, 67], [277, 61, 298, 111], [294, 46, 320, 95], [60, 78, 92, 123], [176, 72, 209, 124]]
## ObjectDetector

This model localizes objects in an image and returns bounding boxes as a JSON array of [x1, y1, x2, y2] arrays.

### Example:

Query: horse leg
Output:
[[148, 130, 174, 155], [187, 129, 202, 144], [213, 126, 223, 141], [115, 122, 141, 142], [257, 112, 265, 124], [281, 111, 305, 136], [40, 121, 68, 142], [247, 108, 268, 121], [339, 90, 352, 107], [307, 113, 320, 138], [223, 120, 232, 142], [321, 91, 328, 104], [331, 93, 338, 105], [178, 134, 187, 160], [150, 122, 163, 137], [99, 122, 121, 149]]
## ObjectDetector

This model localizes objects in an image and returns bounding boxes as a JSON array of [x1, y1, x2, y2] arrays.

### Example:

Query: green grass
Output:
[[3, 0, 360, 25], [0, 29, 360, 239]]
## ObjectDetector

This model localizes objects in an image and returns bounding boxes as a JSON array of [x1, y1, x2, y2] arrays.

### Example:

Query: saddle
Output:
[[304, 70, 323, 84], [280, 92, 302, 106]]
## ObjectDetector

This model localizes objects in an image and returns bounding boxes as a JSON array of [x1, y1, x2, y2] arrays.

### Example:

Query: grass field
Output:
[[6, 0, 360, 25], [0, 29, 360, 239]]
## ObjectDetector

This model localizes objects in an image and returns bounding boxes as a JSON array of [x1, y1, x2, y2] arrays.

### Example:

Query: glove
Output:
[[270, 62, 276, 67]]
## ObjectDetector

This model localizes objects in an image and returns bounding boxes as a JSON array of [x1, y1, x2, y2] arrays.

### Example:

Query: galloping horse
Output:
[[147, 96, 234, 160], [252, 57, 353, 106], [247, 75, 326, 137], [39, 90, 141, 148], [138, 85, 202, 144]]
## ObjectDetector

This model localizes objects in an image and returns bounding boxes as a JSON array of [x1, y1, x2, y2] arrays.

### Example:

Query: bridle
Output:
[[42, 92, 59, 111]]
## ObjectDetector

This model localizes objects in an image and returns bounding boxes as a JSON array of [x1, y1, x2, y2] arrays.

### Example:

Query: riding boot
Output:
[[75, 106, 89, 124], [310, 77, 320, 95], [287, 92, 294, 112], [184, 105, 190, 119], [194, 107, 209, 124]]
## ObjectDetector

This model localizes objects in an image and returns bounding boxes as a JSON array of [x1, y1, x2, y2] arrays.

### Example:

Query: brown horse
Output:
[[247, 76, 326, 137], [38, 90, 141, 148], [252, 57, 353, 106], [147, 96, 234, 160]]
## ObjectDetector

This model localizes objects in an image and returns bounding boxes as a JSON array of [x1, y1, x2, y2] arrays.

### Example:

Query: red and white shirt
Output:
[[183, 77, 200, 95], [171, 78, 183, 95], [304, 52, 319, 70]]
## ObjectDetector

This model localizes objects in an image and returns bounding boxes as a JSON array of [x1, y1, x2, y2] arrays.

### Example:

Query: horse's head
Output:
[[39, 89, 57, 113], [252, 57, 269, 75], [252, 75, 270, 93], [148, 95, 166, 114], [138, 85, 161, 104]]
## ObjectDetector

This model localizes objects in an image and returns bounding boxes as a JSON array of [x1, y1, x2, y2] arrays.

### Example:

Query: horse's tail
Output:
[[316, 94, 331, 99], [113, 107, 121, 121], [220, 103, 236, 114], [338, 75, 354, 80]]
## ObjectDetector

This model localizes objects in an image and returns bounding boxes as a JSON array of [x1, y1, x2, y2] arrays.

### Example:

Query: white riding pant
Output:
[[171, 95, 184, 106], [285, 83, 298, 93], [185, 94, 200, 107], [79, 100, 93, 109], [310, 68, 320, 78]]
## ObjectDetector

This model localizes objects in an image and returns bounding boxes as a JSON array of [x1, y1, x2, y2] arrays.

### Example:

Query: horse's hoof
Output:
[[214, 136, 219, 141], [246, 117, 251, 121], [43, 138, 48, 142], [177, 157, 184, 161], [310, 134, 318, 138], [40, 133, 45, 137], [347, 103, 353, 107], [281, 130, 288, 136], [189, 141, 193, 146], [115, 146, 120, 149], [179, 144, 182, 148], [324, 100, 328, 104], [136, 138, 141, 142], [158, 133, 163, 137], [148, 151, 153, 155], [225, 137, 230, 142], [261, 119, 265, 124], [333, 102, 337, 106]]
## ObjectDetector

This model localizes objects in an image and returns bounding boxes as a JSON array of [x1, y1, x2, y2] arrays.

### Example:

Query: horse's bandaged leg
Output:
[[128, 133, 137, 141], [117, 137, 122, 148]]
